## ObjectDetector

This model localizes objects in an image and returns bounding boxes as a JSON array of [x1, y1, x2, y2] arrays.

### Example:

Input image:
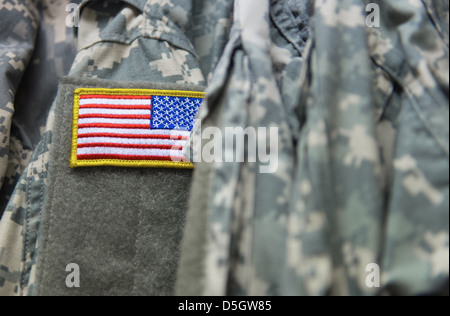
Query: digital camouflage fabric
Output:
[[0, 0, 448, 296], [177, 0, 449, 296], [0, 0, 80, 212], [0, 0, 234, 295], [0, 0, 79, 294]]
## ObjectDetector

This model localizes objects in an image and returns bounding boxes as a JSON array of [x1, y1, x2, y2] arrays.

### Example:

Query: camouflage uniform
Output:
[[0, 0, 233, 296], [0, 0, 448, 296], [176, 0, 449, 296], [0, 0, 79, 294]]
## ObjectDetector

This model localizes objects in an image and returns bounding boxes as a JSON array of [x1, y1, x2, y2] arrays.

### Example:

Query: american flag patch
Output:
[[70, 88, 203, 168]]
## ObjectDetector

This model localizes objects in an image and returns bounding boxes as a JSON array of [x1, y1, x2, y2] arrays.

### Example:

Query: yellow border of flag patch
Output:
[[70, 88, 204, 169]]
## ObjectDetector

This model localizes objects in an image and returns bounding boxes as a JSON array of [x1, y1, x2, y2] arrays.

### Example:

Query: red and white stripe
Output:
[[76, 95, 188, 161]]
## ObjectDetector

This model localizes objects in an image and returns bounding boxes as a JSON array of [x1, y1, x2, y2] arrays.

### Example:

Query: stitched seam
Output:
[[75, 88, 205, 98], [70, 90, 80, 168], [74, 160, 194, 167], [35, 138, 45, 296], [403, 85, 449, 157], [421, 0, 450, 48], [372, 56, 450, 156], [27, 138, 45, 296]]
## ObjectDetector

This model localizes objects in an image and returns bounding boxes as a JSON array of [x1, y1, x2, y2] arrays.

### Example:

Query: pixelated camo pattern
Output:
[[0, 0, 78, 295], [192, 0, 449, 296], [0, 0, 233, 295]]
